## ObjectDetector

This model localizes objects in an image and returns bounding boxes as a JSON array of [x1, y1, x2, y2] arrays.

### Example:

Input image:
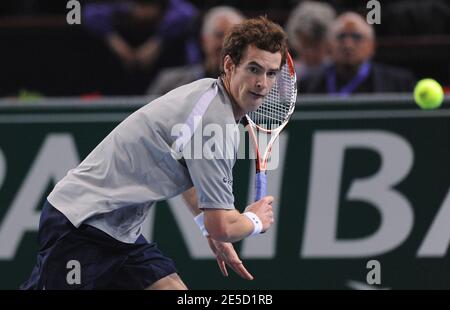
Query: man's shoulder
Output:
[[148, 64, 205, 95], [140, 77, 219, 125], [164, 77, 218, 98], [159, 64, 204, 81]]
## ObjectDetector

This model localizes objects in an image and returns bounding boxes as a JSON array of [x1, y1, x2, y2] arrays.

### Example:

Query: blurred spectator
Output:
[[147, 6, 244, 95], [302, 12, 415, 95], [83, 0, 200, 70], [286, 1, 336, 82]]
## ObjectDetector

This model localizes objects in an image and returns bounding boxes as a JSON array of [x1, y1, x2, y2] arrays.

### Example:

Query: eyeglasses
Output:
[[335, 32, 365, 42]]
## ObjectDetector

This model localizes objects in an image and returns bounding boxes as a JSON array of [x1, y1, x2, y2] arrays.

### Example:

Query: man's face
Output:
[[202, 17, 240, 68], [297, 33, 327, 66], [225, 45, 282, 115], [329, 17, 374, 67]]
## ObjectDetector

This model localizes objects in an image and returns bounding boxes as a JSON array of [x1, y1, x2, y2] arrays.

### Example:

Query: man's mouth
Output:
[[249, 91, 265, 99], [341, 49, 355, 57]]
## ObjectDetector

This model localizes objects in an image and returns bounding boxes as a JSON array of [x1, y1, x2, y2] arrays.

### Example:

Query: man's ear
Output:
[[223, 55, 235, 75]]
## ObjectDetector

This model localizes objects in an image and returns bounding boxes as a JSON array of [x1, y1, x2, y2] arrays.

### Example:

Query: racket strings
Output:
[[247, 61, 297, 131]]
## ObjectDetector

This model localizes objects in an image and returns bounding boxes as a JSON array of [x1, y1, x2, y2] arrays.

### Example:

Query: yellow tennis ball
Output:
[[414, 78, 444, 110]]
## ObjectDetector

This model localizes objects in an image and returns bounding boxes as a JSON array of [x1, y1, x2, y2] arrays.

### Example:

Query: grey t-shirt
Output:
[[147, 64, 205, 95], [47, 78, 239, 243]]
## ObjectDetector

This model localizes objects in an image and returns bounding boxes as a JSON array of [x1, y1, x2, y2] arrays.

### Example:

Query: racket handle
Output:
[[254, 171, 267, 201]]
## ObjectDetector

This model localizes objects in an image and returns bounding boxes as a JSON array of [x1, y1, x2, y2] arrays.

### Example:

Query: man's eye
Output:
[[248, 67, 259, 74], [267, 72, 277, 79]]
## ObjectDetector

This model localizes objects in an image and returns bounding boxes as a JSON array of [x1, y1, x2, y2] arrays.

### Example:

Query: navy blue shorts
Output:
[[21, 200, 178, 290]]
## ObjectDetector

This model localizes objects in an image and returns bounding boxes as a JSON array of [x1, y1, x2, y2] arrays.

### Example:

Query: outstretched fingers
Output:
[[227, 261, 254, 280]]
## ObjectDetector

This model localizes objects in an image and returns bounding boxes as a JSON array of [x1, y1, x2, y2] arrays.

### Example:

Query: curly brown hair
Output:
[[220, 16, 288, 74]]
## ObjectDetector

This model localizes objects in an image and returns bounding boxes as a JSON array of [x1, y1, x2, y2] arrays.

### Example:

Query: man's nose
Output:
[[256, 75, 267, 89], [340, 37, 356, 48]]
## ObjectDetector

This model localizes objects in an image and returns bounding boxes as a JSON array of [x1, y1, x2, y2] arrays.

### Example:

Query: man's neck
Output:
[[220, 76, 245, 121]]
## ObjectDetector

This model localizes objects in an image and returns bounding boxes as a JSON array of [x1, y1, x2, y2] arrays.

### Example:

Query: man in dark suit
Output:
[[301, 12, 415, 95]]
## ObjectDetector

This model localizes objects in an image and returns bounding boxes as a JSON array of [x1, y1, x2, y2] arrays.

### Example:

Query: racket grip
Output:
[[254, 171, 267, 201]]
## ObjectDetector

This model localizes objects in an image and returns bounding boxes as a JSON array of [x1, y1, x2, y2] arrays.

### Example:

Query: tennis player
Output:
[[21, 17, 288, 290]]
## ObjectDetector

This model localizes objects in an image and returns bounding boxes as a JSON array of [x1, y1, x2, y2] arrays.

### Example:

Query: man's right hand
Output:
[[206, 237, 254, 280], [244, 196, 274, 232]]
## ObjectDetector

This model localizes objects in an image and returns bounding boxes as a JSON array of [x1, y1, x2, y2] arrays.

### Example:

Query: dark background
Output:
[[1, 0, 450, 96]]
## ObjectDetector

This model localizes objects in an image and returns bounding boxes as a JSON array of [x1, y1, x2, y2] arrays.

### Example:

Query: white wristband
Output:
[[243, 212, 263, 236], [194, 212, 209, 237]]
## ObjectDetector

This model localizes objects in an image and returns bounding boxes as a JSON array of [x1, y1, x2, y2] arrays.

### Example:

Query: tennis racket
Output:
[[243, 52, 297, 202]]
